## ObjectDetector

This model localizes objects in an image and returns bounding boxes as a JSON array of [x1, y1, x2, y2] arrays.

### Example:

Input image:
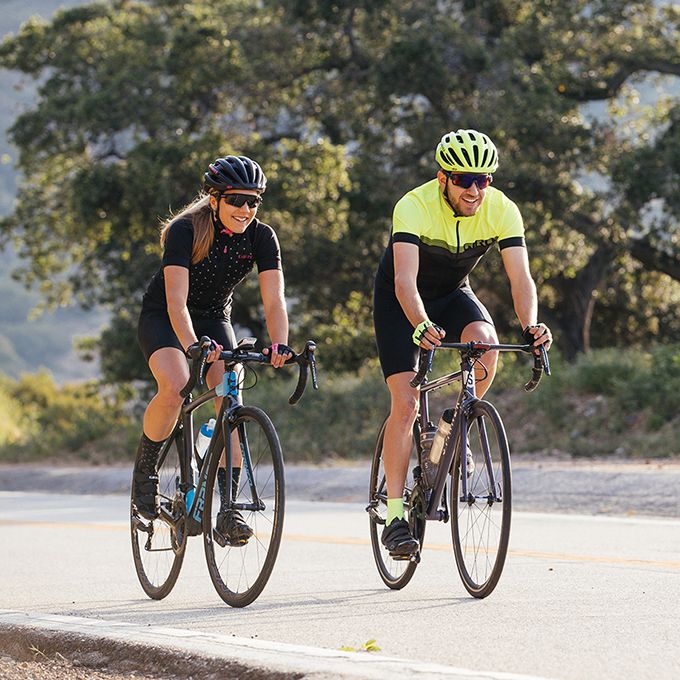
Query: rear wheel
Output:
[[130, 431, 187, 599], [450, 400, 511, 598], [203, 406, 285, 607], [368, 419, 424, 589]]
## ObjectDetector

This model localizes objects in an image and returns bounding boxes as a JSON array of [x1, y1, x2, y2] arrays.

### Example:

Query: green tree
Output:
[[0, 1, 351, 380], [1, 0, 679, 380]]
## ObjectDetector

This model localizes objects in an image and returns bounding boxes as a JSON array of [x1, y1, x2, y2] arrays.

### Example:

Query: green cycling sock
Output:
[[386, 498, 404, 525]]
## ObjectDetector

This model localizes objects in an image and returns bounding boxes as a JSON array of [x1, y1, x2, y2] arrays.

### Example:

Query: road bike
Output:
[[367, 341, 550, 598], [131, 336, 318, 607]]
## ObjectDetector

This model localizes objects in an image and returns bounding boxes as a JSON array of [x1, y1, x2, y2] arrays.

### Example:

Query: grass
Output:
[[0, 344, 678, 463]]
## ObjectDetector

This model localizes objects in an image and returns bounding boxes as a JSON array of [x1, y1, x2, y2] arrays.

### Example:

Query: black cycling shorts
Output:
[[137, 311, 237, 363], [373, 283, 494, 380]]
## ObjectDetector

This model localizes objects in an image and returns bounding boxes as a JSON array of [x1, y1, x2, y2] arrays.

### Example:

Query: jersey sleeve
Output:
[[254, 223, 282, 273], [391, 194, 424, 246], [162, 219, 194, 269], [497, 198, 525, 249]]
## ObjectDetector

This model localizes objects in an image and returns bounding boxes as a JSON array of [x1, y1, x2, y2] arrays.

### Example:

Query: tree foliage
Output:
[[1, 0, 679, 380]]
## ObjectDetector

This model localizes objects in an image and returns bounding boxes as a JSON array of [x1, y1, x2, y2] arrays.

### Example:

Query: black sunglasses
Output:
[[220, 193, 263, 209], [446, 172, 493, 190]]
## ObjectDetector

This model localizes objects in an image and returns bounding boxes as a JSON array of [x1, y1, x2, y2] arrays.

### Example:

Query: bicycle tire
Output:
[[130, 431, 187, 600], [203, 405, 285, 607], [368, 419, 424, 589], [450, 399, 511, 598]]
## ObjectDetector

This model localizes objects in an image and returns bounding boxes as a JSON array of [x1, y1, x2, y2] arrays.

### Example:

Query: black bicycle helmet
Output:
[[203, 155, 267, 193]]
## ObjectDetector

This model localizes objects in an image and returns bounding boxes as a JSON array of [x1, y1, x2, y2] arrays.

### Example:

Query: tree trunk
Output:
[[548, 245, 617, 361]]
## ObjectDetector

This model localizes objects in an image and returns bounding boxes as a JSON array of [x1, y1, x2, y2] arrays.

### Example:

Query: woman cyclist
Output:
[[132, 155, 292, 545]]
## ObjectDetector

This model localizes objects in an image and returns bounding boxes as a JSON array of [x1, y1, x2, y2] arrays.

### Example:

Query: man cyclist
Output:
[[132, 155, 293, 545], [373, 129, 552, 557]]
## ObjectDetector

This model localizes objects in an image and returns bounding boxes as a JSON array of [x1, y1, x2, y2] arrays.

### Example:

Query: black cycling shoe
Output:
[[381, 517, 419, 557], [215, 509, 254, 547], [132, 470, 159, 520]]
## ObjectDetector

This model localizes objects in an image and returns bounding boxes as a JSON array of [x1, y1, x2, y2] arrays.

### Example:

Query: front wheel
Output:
[[368, 419, 424, 589], [130, 431, 187, 600], [450, 400, 511, 598], [203, 406, 285, 607]]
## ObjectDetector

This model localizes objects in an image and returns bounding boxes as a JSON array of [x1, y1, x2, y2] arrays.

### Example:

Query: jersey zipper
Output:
[[455, 219, 460, 254]]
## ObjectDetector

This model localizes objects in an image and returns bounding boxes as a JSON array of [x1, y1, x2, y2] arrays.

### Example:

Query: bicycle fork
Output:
[[225, 418, 265, 513]]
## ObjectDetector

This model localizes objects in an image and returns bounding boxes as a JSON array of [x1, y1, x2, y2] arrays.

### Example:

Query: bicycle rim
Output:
[[450, 400, 511, 598], [368, 420, 423, 589], [130, 433, 186, 600], [203, 406, 285, 607]]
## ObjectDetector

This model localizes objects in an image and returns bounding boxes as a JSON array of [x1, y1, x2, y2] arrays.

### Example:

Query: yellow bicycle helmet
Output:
[[435, 129, 499, 174]]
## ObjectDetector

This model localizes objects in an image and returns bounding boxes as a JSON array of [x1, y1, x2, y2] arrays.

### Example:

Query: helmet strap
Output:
[[211, 198, 234, 236], [441, 174, 462, 217]]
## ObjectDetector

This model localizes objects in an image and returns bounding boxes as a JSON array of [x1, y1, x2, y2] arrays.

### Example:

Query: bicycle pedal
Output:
[[212, 529, 249, 548], [390, 553, 412, 561], [212, 528, 227, 548], [389, 548, 419, 561]]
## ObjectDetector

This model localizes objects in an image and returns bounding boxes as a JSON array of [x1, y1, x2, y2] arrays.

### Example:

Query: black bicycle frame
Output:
[[154, 366, 253, 536], [417, 348, 503, 521]]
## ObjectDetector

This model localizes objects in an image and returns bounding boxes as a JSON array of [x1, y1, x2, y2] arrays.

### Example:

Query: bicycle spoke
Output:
[[451, 401, 511, 598], [368, 420, 422, 589], [130, 433, 186, 600], [203, 406, 284, 607]]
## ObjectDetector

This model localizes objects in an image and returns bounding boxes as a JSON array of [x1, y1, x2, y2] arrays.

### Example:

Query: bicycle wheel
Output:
[[368, 419, 425, 589], [203, 405, 285, 607], [130, 431, 187, 599], [450, 399, 511, 598]]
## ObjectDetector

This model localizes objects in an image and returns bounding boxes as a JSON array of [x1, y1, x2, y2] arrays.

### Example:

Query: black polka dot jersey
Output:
[[141, 217, 281, 320]]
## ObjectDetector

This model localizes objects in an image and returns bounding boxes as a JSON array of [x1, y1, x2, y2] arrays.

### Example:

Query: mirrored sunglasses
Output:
[[220, 193, 263, 208], [447, 173, 493, 190]]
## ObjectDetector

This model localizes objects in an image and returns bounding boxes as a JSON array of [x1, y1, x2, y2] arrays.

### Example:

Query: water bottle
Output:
[[188, 418, 215, 510], [185, 433, 205, 511], [195, 418, 216, 459], [429, 408, 454, 465], [185, 486, 196, 512]]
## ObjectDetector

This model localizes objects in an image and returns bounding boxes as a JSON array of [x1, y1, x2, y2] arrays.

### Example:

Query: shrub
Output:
[[0, 371, 137, 462]]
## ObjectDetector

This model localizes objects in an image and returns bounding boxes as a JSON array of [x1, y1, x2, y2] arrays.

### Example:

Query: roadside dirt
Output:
[[0, 627, 298, 680], [1, 457, 679, 516]]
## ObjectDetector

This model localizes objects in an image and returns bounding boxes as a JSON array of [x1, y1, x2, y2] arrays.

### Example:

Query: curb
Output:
[[0, 611, 553, 680]]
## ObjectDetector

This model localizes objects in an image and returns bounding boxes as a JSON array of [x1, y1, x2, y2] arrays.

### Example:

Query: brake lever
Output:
[[540, 344, 551, 376], [309, 352, 318, 390]]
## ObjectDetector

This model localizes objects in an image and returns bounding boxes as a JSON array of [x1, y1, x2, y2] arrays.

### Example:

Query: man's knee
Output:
[[389, 392, 419, 428], [462, 321, 498, 344]]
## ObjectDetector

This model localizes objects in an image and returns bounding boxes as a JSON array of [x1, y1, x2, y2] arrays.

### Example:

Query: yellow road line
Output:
[[0, 518, 125, 531], [2, 520, 678, 570], [283, 533, 680, 570]]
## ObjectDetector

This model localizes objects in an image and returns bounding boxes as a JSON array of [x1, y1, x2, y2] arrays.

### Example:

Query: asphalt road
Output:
[[1, 469, 679, 680]]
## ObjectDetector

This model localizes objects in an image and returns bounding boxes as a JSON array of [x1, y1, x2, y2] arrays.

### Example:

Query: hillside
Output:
[[1, 0, 104, 382]]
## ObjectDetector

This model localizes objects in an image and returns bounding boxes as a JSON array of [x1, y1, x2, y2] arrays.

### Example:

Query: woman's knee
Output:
[[151, 368, 189, 407], [152, 384, 185, 410]]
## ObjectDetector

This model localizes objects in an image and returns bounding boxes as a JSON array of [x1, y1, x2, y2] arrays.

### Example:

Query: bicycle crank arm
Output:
[[232, 500, 266, 512], [366, 505, 386, 525]]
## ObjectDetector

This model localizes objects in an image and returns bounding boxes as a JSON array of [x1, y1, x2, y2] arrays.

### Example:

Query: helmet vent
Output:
[[449, 150, 464, 167]]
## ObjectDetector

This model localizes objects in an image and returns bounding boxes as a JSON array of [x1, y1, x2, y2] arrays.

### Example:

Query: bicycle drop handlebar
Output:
[[409, 341, 551, 392], [180, 336, 318, 404]]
